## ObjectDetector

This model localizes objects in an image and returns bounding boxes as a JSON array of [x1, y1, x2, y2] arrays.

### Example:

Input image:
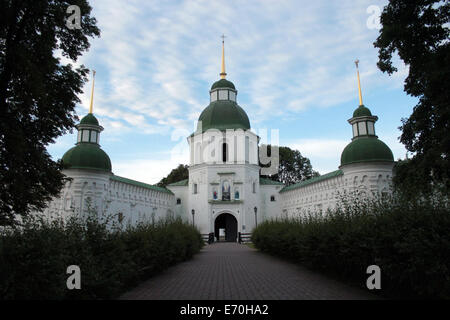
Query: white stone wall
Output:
[[280, 174, 344, 218], [259, 185, 283, 221], [40, 169, 175, 227], [108, 178, 174, 226], [280, 162, 394, 218], [340, 162, 394, 196]]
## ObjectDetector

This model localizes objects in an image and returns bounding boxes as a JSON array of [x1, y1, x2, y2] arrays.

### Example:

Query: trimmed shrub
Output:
[[0, 215, 203, 300], [252, 194, 450, 298]]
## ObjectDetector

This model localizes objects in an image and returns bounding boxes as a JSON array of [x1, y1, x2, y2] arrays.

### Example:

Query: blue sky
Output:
[[49, 0, 417, 184]]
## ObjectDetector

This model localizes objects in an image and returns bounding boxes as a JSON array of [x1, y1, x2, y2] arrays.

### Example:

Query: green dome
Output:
[[62, 143, 112, 172], [79, 113, 99, 126], [341, 137, 394, 166], [211, 79, 236, 90], [197, 100, 250, 132], [353, 105, 372, 117]]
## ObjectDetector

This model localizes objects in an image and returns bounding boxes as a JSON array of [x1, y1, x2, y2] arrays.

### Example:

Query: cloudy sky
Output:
[[49, 0, 417, 184]]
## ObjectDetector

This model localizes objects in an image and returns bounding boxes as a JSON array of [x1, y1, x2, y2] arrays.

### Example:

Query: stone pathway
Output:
[[120, 242, 376, 300]]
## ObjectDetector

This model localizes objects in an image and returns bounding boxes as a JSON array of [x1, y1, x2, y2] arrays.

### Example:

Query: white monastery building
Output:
[[41, 43, 395, 242]]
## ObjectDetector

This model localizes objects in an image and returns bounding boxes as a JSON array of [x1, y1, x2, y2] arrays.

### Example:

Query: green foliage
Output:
[[260, 145, 319, 186], [0, 214, 203, 299], [374, 0, 450, 191], [157, 164, 189, 187], [0, 0, 100, 225], [252, 194, 450, 298]]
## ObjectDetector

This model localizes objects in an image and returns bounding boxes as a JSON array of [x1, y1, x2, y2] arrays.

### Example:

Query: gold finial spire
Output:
[[355, 60, 363, 106], [89, 70, 96, 114], [220, 34, 227, 79]]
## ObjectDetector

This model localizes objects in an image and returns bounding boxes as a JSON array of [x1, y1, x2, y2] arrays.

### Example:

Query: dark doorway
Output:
[[214, 213, 238, 242]]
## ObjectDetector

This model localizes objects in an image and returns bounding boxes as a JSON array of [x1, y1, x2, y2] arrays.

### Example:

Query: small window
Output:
[[118, 212, 124, 223], [82, 130, 89, 142], [229, 91, 236, 101], [210, 91, 218, 102], [218, 90, 228, 100], [91, 130, 97, 143], [358, 122, 367, 135], [352, 123, 358, 137], [176, 198, 181, 204], [270, 195, 276, 202], [367, 122, 375, 135], [234, 190, 240, 200], [194, 184, 198, 194], [252, 182, 256, 193]]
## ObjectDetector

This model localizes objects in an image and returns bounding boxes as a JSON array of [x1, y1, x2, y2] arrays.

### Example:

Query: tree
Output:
[[158, 164, 189, 187], [259, 145, 319, 186], [374, 0, 450, 192], [0, 0, 100, 226]]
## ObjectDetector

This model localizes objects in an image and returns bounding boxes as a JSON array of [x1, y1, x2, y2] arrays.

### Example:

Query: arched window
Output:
[[176, 198, 181, 204], [222, 143, 228, 163], [270, 195, 275, 202]]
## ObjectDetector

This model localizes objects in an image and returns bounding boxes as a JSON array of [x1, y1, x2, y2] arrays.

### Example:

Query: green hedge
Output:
[[0, 216, 203, 299], [252, 195, 450, 298]]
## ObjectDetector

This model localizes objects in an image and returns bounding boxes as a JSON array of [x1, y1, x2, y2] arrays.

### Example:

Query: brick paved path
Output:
[[120, 242, 376, 300]]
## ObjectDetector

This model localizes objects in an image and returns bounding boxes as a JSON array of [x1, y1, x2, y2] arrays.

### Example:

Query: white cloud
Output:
[[289, 139, 349, 160], [286, 138, 349, 174], [49, 0, 410, 183], [69, 0, 406, 135]]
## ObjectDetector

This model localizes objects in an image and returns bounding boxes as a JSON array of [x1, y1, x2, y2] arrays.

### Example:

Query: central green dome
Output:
[[197, 100, 250, 132], [62, 143, 112, 172], [341, 137, 394, 166]]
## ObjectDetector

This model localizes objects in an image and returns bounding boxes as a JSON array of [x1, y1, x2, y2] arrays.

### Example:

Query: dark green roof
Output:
[[62, 143, 111, 172], [340, 137, 394, 166], [211, 79, 236, 90], [197, 100, 250, 132], [167, 179, 189, 186], [353, 105, 372, 117], [79, 113, 99, 125], [111, 175, 173, 194], [280, 170, 343, 193], [260, 178, 284, 186]]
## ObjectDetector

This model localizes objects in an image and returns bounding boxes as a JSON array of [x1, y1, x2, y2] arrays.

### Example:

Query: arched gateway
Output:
[[214, 213, 237, 242]]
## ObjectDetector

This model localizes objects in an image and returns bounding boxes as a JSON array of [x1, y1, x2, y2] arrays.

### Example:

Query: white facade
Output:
[[41, 169, 175, 226], [40, 74, 394, 241]]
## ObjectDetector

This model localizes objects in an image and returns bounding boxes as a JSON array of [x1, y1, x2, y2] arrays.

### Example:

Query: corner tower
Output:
[[339, 61, 395, 195], [60, 71, 112, 217], [62, 71, 111, 172]]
